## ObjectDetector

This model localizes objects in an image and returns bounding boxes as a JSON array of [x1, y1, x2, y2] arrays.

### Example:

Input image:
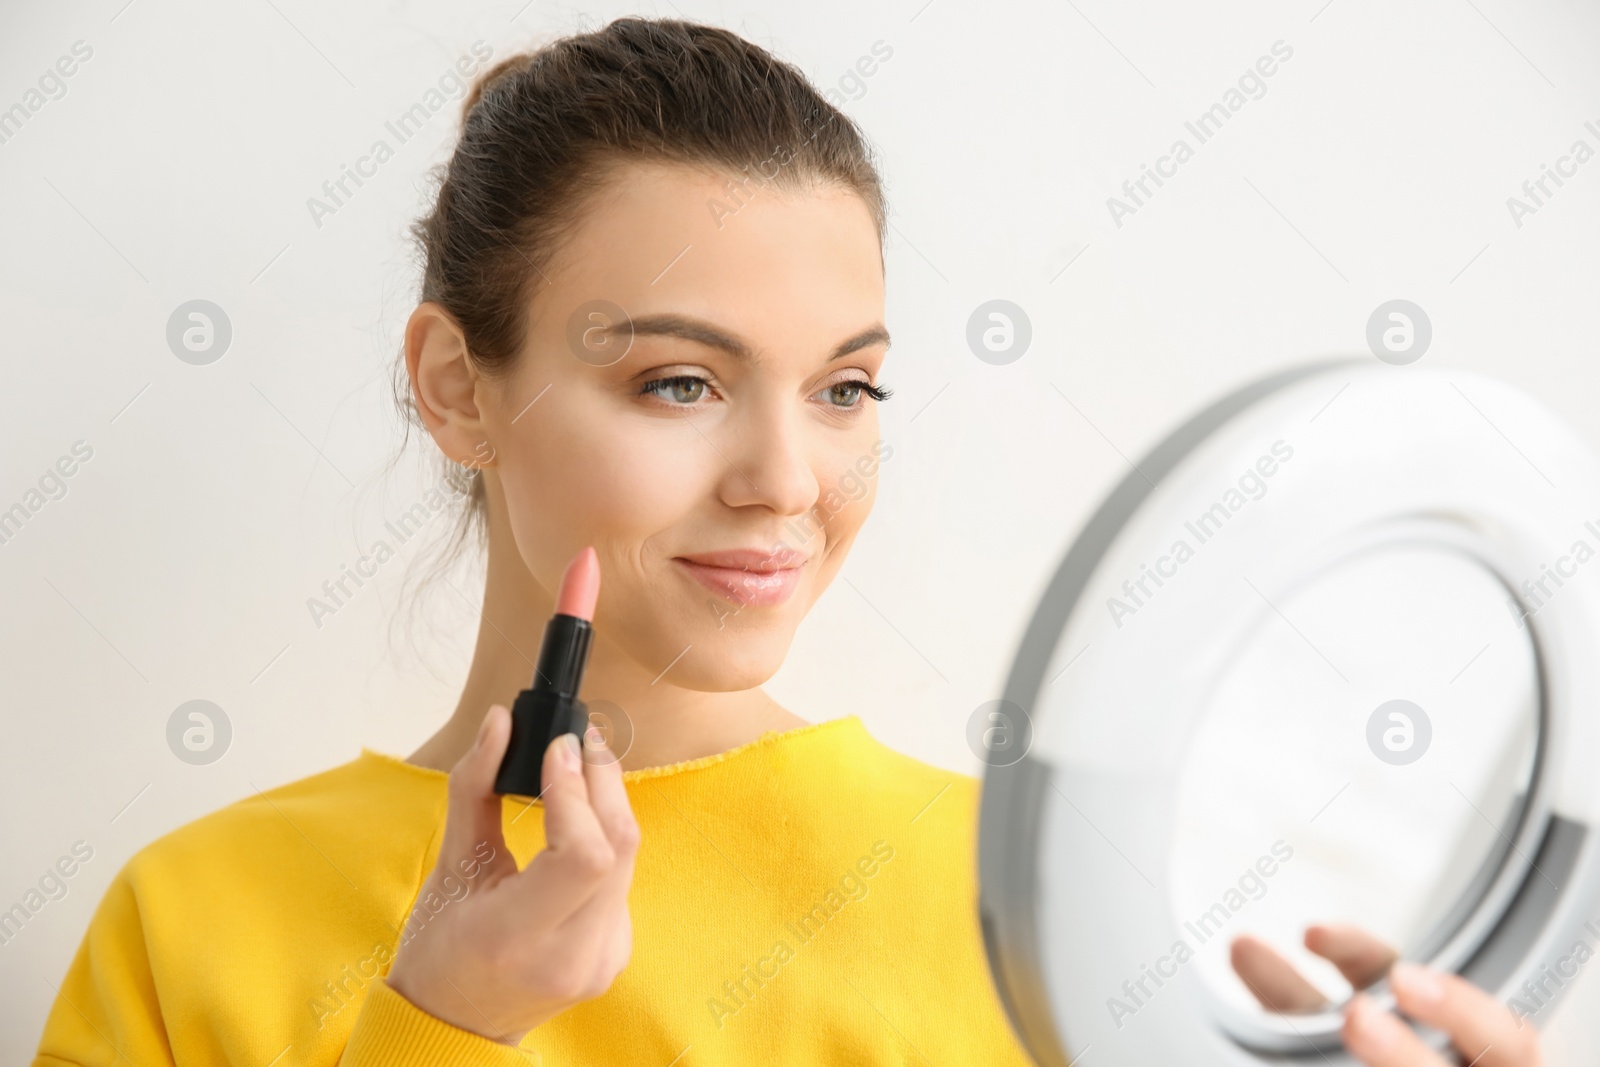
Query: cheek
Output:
[[830, 483, 874, 535], [808, 460, 879, 562], [496, 408, 709, 562]]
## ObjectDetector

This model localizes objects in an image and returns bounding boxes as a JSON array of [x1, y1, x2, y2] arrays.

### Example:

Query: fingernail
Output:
[[476, 706, 500, 747], [546, 734, 575, 775], [1391, 961, 1443, 1004], [585, 724, 603, 748], [560, 732, 583, 773]]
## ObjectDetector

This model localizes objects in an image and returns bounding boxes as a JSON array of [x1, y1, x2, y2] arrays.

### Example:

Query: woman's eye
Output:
[[820, 381, 865, 407], [820, 379, 894, 408], [640, 374, 890, 409], [640, 375, 710, 405]]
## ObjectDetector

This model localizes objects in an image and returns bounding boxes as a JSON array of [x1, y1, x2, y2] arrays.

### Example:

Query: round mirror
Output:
[[978, 360, 1600, 1067]]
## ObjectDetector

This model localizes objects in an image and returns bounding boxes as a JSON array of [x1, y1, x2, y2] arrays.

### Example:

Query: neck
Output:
[[406, 472, 805, 773]]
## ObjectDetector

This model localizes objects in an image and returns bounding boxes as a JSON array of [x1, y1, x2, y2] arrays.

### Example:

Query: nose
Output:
[[713, 399, 820, 520]]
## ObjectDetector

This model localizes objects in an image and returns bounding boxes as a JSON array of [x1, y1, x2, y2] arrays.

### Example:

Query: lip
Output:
[[673, 549, 808, 608], [676, 547, 810, 571]]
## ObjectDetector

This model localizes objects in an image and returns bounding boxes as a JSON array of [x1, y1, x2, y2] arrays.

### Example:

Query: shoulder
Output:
[[822, 715, 982, 828], [104, 751, 447, 1006], [125, 749, 444, 896], [41, 751, 451, 1063]]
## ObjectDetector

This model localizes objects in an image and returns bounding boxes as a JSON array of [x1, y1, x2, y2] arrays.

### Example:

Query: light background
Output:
[[3, 0, 1599, 1061]]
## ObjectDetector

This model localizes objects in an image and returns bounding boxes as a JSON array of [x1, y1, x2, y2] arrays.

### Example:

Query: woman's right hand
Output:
[[385, 703, 641, 1047]]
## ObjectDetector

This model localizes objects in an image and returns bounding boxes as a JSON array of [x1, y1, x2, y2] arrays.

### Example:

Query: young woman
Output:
[[33, 17, 1543, 1067]]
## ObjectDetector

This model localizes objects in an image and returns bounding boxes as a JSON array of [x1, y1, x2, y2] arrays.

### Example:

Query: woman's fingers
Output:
[[538, 725, 639, 987], [1306, 923, 1401, 990], [534, 827, 638, 993], [1388, 962, 1543, 1067], [1230, 934, 1332, 1013], [1342, 993, 1455, 1067], [439, 704, 515, 884], [576, 723, 640, 858], [507, 731, 619, 924]]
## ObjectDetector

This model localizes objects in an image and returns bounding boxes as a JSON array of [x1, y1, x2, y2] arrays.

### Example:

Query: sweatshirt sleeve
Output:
[[32, 865, 176, 1066], [338, 979, 543, 1066], [32, 862, 541, 1067]]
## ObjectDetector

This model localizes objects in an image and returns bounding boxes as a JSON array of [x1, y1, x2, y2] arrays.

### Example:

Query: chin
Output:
[[648, 610, 797, 691], [672, 660, 781, 692]]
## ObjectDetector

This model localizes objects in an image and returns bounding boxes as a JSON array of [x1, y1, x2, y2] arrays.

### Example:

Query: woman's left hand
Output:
[[1230, 924, 1543, 1066]]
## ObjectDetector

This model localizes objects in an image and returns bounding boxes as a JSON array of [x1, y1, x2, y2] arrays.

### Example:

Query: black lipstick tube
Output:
[[494, 613, 593, 798]]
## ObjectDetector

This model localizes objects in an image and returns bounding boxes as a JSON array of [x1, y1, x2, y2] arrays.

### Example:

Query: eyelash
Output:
[[638, 374, 894, 409]]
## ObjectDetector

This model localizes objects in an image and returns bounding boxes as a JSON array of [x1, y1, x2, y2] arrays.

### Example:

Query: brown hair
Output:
[[386, 16, 888, 637]]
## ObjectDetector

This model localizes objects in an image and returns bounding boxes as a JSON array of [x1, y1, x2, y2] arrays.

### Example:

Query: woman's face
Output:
[[479, 161, 889, 691]]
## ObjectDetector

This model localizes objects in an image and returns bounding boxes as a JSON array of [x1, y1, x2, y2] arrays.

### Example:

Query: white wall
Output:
[[3, 0, 1598, 1061]]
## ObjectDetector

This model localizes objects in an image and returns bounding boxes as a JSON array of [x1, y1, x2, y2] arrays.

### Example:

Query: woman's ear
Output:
[[406, 302, 496, 468]]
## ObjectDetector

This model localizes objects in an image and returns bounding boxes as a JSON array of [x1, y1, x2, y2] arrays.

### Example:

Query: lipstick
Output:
[[494, 546, 601, 798]]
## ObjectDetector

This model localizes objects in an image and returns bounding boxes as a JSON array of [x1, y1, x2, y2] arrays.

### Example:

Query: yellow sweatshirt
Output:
[[33, 714, 1037, 1065]]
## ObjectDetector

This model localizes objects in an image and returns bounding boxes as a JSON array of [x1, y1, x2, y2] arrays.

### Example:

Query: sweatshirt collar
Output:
[[358, 714, 864, 785]]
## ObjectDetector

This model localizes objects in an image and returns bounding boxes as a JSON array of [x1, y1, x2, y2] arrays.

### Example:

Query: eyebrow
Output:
[[612, 312, 890, 364]]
